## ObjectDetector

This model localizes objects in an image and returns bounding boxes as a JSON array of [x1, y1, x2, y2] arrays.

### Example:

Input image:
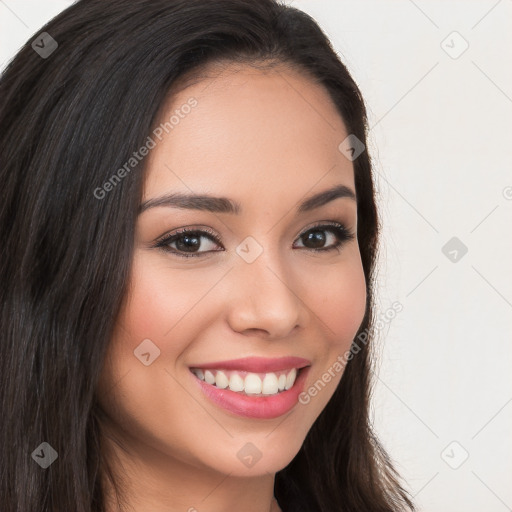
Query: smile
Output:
[[188, 357, 311, 419], [190, 367, 299, 396]]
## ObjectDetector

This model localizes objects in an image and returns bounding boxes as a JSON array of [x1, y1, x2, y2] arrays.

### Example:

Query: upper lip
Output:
[[189, 356, 311, 373]]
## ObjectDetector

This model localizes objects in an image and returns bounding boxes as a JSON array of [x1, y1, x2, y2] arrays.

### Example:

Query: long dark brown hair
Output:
[[0, 1, 415, 510]]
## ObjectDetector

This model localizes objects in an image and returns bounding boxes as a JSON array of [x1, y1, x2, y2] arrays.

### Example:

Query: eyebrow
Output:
[[138, 183, 356, 215]]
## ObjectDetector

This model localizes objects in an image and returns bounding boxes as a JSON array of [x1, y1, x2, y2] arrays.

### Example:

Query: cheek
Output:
[[96, 253, 194, 410], [296, 254, 367, 414], [305, 253, 367, 347], [96, 254, 218, 462], [117, 253, 227, 353]]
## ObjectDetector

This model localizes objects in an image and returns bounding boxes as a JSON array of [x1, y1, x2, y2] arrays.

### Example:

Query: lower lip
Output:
[[191, 367, 310, 419]]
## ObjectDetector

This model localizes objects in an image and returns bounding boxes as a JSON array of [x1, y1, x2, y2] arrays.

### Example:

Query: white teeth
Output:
[[192, 367, 300, 395], [278, 374, 286, 391], [204, 370, 215, 385], [215, 370, 229, 389], [262, 373, 279, 395], [285, 368, 297, 390], [229, 373, 244, 392], [244, 373, 262, 394]]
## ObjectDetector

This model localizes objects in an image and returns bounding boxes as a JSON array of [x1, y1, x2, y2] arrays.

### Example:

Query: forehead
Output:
[[142, 62, 355, 210]]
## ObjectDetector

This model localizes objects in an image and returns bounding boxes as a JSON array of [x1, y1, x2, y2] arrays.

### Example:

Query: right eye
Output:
[[155, 227, 223, 258]]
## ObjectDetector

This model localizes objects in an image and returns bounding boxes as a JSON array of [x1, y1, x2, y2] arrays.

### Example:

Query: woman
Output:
[[0, 1, 416, 511]]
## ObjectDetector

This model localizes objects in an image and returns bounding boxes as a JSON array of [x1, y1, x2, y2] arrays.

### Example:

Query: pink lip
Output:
[[189, 356, 311, 373], [191, 366, 311, 419]]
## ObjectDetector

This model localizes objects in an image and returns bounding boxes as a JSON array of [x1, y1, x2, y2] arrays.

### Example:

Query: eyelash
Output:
[[154, 222, 355, 259]]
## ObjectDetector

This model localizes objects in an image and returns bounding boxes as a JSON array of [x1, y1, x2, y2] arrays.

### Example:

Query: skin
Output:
[[96, 61, 367, 512]]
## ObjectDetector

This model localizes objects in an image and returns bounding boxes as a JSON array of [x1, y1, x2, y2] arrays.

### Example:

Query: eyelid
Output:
[[294, 220, 353, 240], [154, 225, 222, 246]]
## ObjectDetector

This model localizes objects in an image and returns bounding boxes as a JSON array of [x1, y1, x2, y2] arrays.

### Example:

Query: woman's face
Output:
[[97, 62, 367, 480]]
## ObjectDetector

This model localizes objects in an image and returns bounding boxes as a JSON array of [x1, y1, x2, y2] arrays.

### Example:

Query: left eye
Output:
[[155, 222, 355, 259]]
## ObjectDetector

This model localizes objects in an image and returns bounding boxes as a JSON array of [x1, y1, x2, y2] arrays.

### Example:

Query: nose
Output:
[[225, 249, 308, 339]]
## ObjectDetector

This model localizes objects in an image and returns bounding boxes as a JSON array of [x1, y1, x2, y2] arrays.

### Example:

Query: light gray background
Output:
[[1, 1, 511, 511]]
